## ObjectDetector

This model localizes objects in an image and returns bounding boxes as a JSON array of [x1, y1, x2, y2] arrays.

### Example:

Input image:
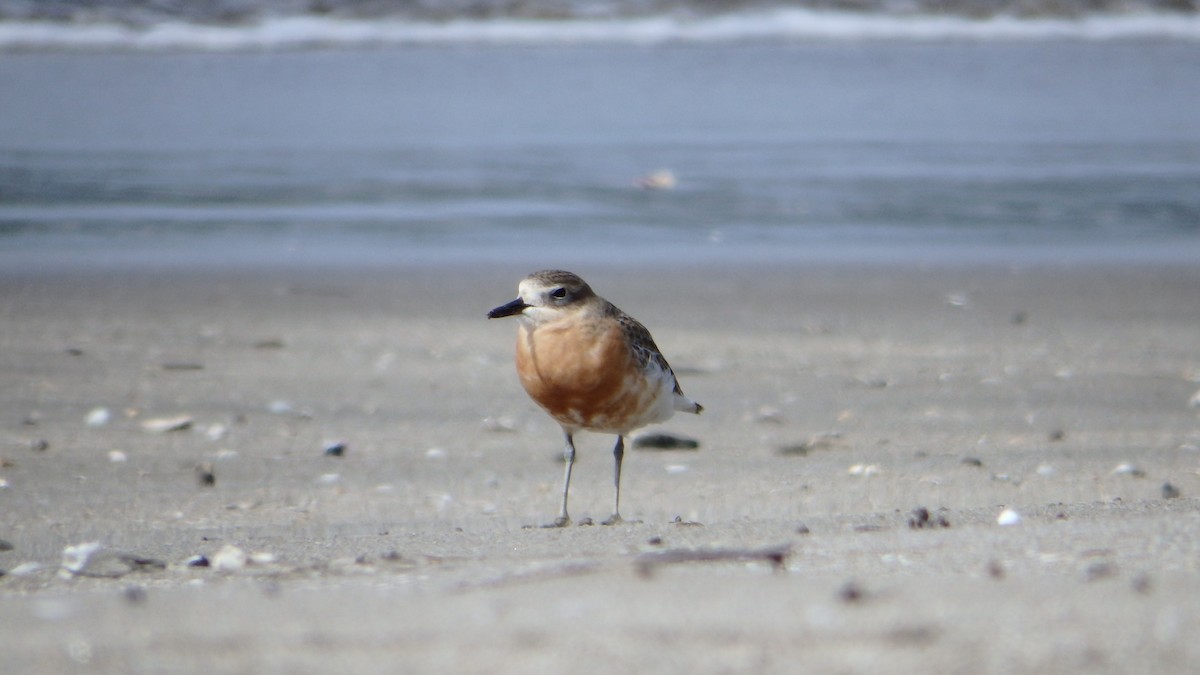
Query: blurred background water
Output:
[[1, 2, 1198, 270]]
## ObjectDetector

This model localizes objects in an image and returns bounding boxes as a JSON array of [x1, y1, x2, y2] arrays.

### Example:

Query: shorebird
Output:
[[488, 270, 703, 527]]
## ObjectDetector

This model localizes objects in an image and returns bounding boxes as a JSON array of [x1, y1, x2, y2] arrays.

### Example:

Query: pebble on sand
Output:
[[211, 544, 248, 572], [1111, 463, 1147, 478], [85, 407, 111, 427], [8, 562, 43, 577], [195, 462, 216, 487], [997, 508, 1021, 526], [141, 415, 194, 433], [122, 584, 148, 604], [908, 507, 951, 529], [848, 464, 880, 477]]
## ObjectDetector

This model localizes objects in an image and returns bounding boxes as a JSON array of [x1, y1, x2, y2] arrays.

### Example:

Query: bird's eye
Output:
[[550, 287, 568, 300]]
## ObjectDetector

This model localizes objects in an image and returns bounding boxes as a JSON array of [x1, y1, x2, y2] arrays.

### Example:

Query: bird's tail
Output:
[[674, 394, 703, 415]]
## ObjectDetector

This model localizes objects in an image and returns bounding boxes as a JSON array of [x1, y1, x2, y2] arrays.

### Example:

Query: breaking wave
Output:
[[1, 5, 1198, 51]]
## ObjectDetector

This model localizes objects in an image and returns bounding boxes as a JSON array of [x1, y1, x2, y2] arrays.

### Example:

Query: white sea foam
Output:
[[1, 10, 1198, 52]]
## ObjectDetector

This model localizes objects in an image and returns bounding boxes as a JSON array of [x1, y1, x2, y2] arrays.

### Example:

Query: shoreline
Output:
[[3, 232, 1200, 278]]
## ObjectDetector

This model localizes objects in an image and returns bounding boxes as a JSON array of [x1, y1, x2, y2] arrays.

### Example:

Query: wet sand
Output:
[[2, 261, 1199, 673]]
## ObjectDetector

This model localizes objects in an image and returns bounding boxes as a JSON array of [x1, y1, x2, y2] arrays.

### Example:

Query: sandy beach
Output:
[[1, 260, 1199, 673]]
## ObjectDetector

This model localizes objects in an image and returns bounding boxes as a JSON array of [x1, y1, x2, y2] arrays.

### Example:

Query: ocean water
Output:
[[1, 8, 1199, 270]]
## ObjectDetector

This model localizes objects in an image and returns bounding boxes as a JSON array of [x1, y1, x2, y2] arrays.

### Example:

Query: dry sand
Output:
[[1, 261, 1199, 673]]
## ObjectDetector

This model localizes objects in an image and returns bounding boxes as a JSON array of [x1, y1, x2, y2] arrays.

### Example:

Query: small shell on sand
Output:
[[211, 544, 248, 572], [85, 408, 111, 427], [60, 542, 106, 577], [1111, 463, 1146, 477], [997, 508, 1021, 526], [59, 542, 165, 578], [848, 464, 880, 477], [141, 415, 194, 433]]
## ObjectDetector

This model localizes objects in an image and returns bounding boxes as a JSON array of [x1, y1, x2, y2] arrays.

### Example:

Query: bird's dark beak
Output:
[[488, 298, 528, 319]]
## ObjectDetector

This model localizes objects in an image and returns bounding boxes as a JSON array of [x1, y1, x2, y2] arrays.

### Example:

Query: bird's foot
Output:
[[542, 515, 571, 528]]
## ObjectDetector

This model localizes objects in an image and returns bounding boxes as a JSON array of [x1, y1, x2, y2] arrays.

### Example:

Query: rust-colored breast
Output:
[[514, 315, 646, 432]]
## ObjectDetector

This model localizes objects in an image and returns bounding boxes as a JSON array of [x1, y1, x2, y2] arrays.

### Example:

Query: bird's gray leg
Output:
[[602, 435, 625, 525], [547, 431, 575, 528]]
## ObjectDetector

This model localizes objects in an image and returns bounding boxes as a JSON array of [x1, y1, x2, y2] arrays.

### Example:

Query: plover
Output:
[[488, 270, 702, 527]]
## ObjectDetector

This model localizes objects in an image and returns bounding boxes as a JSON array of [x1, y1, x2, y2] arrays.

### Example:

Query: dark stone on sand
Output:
[[1132, 573, 1153, 594], [908, 507, 951, 529], [30, 439, 49, 452], [961, 456, 984, 467], [839, 581, 865, 603], [323, 442, 347, 457], [123, 585, 148, 604], [1084, 561, 1117, 582], [778, 444, 811, 457], [195, 463, 216, 487], [987, 560, 1006, 579], [633, 433, 700, 450], [0, 538, 13, 552], [909, 507, 931, 528], [185, 554, 210, 567], [1162, 482, 1181, 499]]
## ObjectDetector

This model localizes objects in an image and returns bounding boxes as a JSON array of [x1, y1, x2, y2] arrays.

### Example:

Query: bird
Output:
[[487, 269, 702, 527]]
